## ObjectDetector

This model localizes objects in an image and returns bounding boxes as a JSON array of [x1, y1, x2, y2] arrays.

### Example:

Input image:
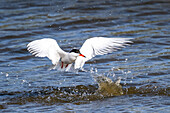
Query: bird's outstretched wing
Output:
[[27, 38, 66, 65], [74, 37, 132, 69]]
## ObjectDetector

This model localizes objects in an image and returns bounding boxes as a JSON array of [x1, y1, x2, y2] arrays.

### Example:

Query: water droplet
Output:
[[95, 68, 98, 73], [127, 71, 131, 74], [47, 96, 51, 101], [112, 73, 115, 78], [90, 67, 94, 73], [22, 80, 26, 83], [6, 73, 9, 77]]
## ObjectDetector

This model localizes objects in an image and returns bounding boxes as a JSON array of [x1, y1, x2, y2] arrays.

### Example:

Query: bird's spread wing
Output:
[[74, 37, 132, 69], [27, 38, 66, 65]]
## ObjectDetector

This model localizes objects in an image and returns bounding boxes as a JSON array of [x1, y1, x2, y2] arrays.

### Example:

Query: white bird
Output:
[[27, 37, 132, 70]]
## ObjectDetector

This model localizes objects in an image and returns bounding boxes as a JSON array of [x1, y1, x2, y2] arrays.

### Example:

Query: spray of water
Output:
[[89, 67, 123, 97]]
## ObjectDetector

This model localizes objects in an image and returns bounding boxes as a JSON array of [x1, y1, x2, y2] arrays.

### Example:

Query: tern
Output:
[[27, 37, 132, 70]]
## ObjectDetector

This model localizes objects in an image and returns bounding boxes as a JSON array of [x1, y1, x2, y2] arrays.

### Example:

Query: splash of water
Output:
[[90, 67, 123, 97]]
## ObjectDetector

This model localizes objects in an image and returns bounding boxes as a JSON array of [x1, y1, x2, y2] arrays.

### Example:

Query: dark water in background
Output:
[[0, 0, 170, 112]]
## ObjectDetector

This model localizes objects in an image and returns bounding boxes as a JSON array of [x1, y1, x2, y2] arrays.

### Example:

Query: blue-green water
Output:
[[0, 0, 169, 112]]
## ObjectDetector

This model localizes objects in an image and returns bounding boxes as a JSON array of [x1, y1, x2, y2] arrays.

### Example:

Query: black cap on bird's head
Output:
[[70, 49, 86, 57], [69, 49, 80, 54]]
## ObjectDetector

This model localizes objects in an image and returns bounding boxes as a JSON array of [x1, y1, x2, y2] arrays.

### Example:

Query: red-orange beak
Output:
[[79, 54, 85, 57]]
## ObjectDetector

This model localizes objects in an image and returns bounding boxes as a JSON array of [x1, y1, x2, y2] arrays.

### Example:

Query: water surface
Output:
[[0, 0, 169, 112]]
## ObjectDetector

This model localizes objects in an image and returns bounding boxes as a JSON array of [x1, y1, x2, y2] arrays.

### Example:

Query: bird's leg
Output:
[[65, 64, 69, 68], [61, 62, 64, 68]]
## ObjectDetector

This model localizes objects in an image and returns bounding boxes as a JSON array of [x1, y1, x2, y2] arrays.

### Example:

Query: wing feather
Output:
[[27, 38, 66, 65], [74, 37, 132, 69]]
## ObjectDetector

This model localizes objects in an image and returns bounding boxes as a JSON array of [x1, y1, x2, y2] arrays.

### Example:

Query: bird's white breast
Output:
[[61, 53, 78, 64]]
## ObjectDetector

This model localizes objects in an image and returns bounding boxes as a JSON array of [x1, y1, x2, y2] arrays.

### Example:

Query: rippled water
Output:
[[0, 0, 170, 112]]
